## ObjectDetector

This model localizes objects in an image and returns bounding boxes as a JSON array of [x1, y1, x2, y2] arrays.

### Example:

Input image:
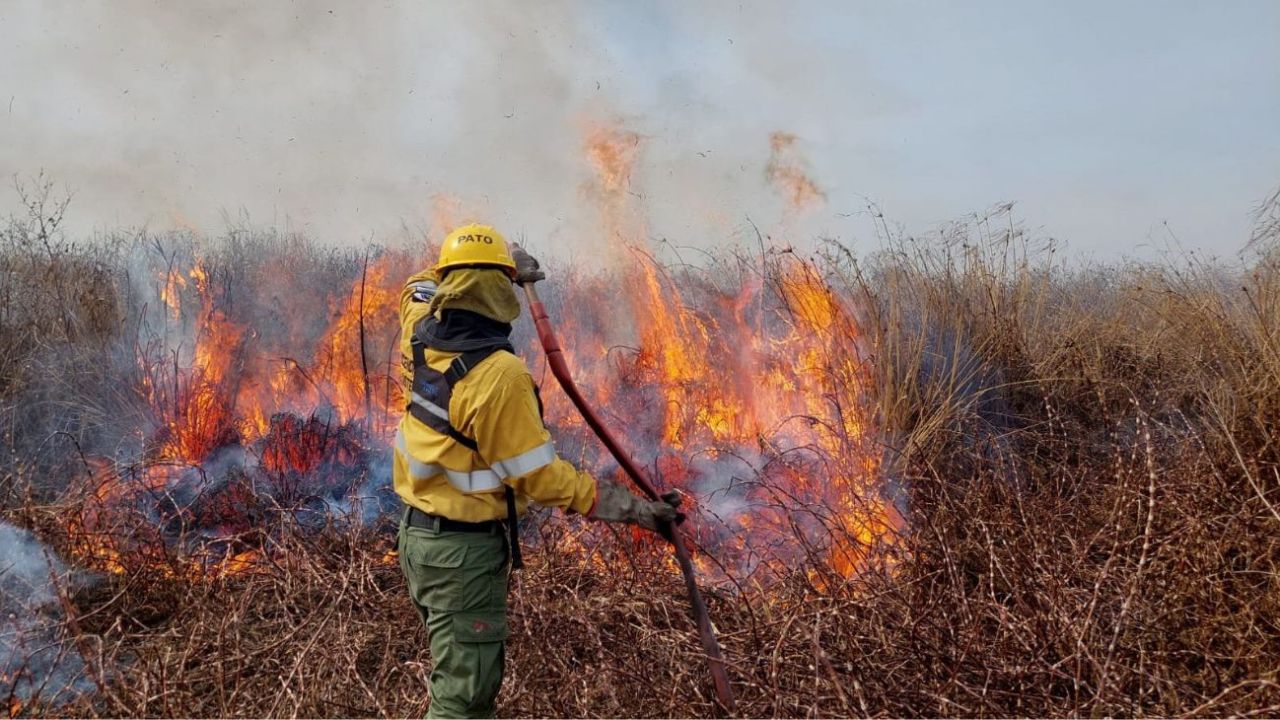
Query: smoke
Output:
[[0, 521, 89, 706], [0, 1, 852, 257], [0, 1, 893, 586]]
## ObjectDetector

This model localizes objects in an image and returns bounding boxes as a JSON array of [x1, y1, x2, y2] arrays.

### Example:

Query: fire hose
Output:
[[519, 280, 736, 713]]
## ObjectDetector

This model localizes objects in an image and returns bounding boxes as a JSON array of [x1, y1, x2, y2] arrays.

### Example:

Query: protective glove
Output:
[[510, 243, 546, 284], [590, 478, 679, 532]]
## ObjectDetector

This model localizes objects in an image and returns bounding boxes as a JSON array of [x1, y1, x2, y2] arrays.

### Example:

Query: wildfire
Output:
[[313, 257, 401, 434], [67, 120, 898, 586], [542, 121, 900, 580], [70, 250, 411, 579]]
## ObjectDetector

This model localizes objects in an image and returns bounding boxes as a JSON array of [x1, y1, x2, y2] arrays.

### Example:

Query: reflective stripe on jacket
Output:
[[393, 270, 597, 522]]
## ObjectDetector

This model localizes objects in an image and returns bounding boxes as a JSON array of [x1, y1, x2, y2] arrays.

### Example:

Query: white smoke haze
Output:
[[0, 1, 846, 260], [0, 521, 89, 705], [4, 2, 1279, 259], [0, 523, 61, 608]]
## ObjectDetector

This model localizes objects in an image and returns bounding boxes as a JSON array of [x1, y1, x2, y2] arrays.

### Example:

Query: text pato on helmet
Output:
[[435, 223, 517, 278]]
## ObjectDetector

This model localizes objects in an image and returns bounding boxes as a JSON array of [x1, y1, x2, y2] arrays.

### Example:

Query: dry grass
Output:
[[2, 193, 1280, 717]]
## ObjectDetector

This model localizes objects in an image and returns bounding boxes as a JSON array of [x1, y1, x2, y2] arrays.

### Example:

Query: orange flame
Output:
[[72, 121, 894, 585], [559, 121, 897, 580], [766, 131, 826, 214], [313, 256, 401, 433], [159, 266, 187, 321], [74, 249, 414, 578]]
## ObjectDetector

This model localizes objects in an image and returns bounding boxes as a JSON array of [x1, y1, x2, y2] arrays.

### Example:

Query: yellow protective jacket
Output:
[[392, 270, 598, 522]]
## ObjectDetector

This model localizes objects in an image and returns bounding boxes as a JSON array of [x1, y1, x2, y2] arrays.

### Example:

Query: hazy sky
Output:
[[1, 1, 1277, 260]]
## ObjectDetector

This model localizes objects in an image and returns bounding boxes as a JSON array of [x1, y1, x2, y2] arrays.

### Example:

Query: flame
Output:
[[146, 255, 403, 463], [73, 250, 413, 578], [583, 123, 645, 268], [69, 120, 895, 586], [313, 255, 402, 432], [217, 549, 261, 576], [766, 131, 826, 214], [584, 125, 641, 194], [159, 266, 187, 321], [548, 121, 898, 580]]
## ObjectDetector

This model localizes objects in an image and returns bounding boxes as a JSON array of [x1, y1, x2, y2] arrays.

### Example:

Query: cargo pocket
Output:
[[449, 611, 507, 716], [402, 538, 471, 611], [454, 612, 507, 643], [405, 540, 467, 570]]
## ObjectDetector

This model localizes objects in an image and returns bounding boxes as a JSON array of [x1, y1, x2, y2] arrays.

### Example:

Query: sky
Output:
[[1, 0, 1277, 261]]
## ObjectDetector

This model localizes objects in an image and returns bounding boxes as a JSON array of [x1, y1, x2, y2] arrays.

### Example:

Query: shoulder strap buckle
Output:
[[443, 344, 514, 388]]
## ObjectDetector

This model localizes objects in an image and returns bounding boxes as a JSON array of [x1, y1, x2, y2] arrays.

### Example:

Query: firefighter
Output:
[[394, 223, 677, 719]]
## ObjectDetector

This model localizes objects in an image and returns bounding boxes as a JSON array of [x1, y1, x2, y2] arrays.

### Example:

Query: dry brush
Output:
[[2, 196, 1279, 717]]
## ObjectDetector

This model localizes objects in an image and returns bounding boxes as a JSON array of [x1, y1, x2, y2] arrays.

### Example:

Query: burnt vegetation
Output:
[[2, 179, 1280, 717]]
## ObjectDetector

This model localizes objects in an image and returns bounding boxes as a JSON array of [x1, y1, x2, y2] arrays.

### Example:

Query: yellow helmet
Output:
[[435, 223, 517, 278]]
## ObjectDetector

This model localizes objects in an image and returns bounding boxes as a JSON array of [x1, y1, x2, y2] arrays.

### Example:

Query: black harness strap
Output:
[[503, 485, 522, 569], [444, 346, 513, 387], [410, 336, 427, 368], [407, 336, 523, 570]]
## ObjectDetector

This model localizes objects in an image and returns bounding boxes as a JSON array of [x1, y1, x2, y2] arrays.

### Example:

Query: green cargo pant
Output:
[[398, 512, 510, 719]]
